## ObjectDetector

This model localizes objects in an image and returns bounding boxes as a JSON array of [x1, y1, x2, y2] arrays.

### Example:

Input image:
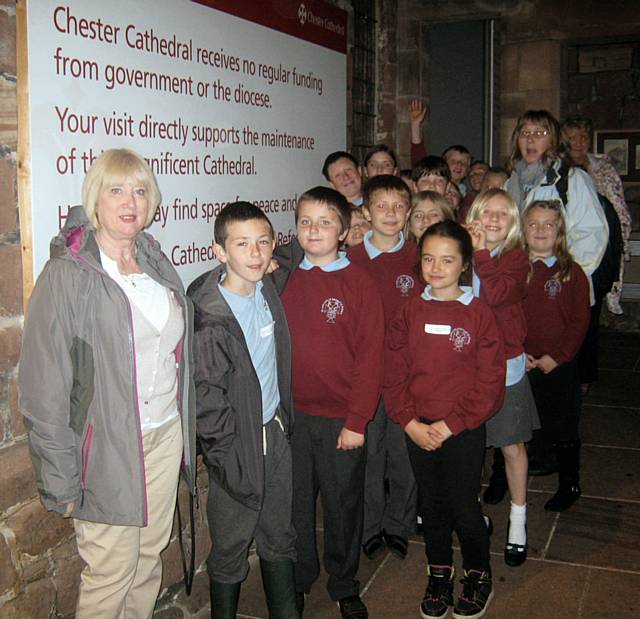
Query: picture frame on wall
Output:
[[594, 130, 640, 181]]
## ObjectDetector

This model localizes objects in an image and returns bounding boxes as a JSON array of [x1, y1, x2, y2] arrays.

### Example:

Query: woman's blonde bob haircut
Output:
[[82, 149, 161, 229], [466, 188, 523, 256]]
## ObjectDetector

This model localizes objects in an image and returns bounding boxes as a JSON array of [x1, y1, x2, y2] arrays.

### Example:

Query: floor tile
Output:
[[528, 444, 640, 502], [583, 369, 640, 407], [580, 568, 640, 618], [597, 345, 640, 371], [545, 497, 640, 572], [581, 404, 640, 449], [597, 330, 640, 350]]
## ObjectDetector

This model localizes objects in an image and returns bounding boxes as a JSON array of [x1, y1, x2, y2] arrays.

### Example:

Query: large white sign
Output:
[[25, 0, 346, 284]]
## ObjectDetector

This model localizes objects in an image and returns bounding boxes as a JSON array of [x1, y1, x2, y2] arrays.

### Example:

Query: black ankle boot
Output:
[[483, 449, 507, 505], [545, 441, 581, 512], [210, 579, 241, 619]]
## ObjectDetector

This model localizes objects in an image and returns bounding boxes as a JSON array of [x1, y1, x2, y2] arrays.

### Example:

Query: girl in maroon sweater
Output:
[[523, 200, 590, 512], [386, 220, 504, 619], [467, 188, 539, 568]]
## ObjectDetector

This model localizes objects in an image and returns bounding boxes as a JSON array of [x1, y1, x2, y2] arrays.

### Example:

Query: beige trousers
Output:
[[74, 417, 183, 619]]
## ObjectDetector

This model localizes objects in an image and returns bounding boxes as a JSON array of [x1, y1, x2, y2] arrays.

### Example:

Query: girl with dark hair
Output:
[[385, 220, 505, 619]]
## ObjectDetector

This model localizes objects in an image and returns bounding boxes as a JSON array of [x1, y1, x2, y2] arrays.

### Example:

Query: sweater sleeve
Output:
[[383, 304, 417, 428], [411, 141, 428, 167], [344, 276, 385, 433], [19, 261, 81, 514], [474, 248, 529, 308], [444, 303, 506, 434], [548, 265, 590, 365]]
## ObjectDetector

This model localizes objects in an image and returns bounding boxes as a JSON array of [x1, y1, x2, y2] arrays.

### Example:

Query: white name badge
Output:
[[260, 322, 275, 338], [425, 323, 452, 335]]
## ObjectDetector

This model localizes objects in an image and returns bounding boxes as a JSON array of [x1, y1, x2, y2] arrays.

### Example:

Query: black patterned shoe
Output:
[[420, 565, 454, 619], [337, 595, 368, 619], [452, 569, 493, 619]]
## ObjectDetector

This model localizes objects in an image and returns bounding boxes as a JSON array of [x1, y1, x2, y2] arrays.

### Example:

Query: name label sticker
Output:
[[260, 322, 275, 338], [425, 323, 451, 335]]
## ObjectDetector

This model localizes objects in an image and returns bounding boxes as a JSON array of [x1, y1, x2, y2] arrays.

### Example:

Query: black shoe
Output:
[[504, 524, 527, 567], [295, 591, 305, 617], [337, 595, 368, 619], [420, 565, 454, 619], [482, 478, 507, 505], [382, 530, 408, 560], [545, 481, 581, 512], [452, 569, 493, 619], [362, 533, 385, 560]]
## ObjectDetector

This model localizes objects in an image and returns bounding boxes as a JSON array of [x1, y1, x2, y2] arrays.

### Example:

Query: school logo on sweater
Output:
[[321, 297, 344, 323], [544, 278, 562, 299], [449, 327, 471, 352], [396, 274, 415, 296]]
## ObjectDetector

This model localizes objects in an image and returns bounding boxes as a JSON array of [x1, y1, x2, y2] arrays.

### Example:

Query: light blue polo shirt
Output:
[[219, 280, 279, 425], [363, 230, 405, 259]]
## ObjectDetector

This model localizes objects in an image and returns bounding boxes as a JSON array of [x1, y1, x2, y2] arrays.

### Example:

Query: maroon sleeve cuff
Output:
[[344, 413, 370, 434]]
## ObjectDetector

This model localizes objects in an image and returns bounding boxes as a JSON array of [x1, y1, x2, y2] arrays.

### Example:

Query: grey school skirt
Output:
[[486, 373, 540, 448]]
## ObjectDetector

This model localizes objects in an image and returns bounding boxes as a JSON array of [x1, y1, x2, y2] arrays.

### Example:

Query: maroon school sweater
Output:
[[474, 248, 529, 360], [281, 263, 385, 433], [348, 240, 420, 328], [523, 260, 590, 365], [385, 292, 505, 434]]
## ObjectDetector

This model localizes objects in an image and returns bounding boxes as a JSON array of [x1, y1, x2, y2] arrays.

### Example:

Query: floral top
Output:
[[587, 153, 632, 259]]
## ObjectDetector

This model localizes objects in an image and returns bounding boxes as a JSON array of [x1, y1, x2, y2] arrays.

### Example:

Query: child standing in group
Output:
[[344, 205, 371, 248], [274, 187, 385, 619], [188, 202, 298, 619], [407, 190, 455, 244], [348, 175, 419, 564], [467, 188, 540, 567], [386, 220, 505, 619], [522, 200, 590, 511]]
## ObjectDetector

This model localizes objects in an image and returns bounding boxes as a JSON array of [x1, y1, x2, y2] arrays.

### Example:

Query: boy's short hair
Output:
[[481, 166, 509, 190], [214, 201, 274, 246], [470, 160, 489, 171], [297, 186, 351, 234], [363, 144, 398, 168], [322, 151, 360, 181], [442, 145, 471, 159], [412, 156, 451, 183], [363, 174, 412, 208]]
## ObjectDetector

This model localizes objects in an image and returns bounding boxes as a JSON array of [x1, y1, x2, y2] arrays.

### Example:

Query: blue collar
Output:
[[421, 285, 474, 305], [363, 230, 405, 259], [532, 255, 557, 267], [300, 251, 350, 272]]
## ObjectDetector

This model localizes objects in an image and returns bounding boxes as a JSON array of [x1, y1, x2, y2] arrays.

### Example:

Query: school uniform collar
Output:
[[363, 230, 405, 259], [421, 285, 474, 305], [532, 255, 557, 267], [299, 251, 350, 272]]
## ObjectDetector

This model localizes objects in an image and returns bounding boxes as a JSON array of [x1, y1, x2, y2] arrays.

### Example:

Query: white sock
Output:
[[508, 502, 527, 546]]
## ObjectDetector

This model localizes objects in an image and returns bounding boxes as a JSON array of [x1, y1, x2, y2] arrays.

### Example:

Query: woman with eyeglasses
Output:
[[482, 110, 608, 507], [504, 110, 608, 287]]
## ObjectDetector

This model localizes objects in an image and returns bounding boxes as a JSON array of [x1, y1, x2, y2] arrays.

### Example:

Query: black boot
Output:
[[260, 559, 300, 618], [210, 578, 241, 619], [483, 449, 507, 505], [545, 441, 581, 512]]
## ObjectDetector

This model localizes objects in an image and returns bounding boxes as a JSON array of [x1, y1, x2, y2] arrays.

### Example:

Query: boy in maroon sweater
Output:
[[274, 186, 384, 619], [347, 175, 419, 562]]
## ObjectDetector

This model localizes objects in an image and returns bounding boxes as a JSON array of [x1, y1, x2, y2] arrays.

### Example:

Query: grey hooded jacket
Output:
[[19, 206, 196, 526]]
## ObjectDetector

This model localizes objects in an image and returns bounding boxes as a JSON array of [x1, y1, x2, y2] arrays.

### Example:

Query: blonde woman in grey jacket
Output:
[[19, 149, 196, 619]]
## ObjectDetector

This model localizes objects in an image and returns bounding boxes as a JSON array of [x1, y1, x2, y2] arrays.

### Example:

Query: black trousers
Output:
[[578, 296, 602, 385], [528, 361, 581, 443], [406, 423, 490, 571], [291, 411, 366, 601]]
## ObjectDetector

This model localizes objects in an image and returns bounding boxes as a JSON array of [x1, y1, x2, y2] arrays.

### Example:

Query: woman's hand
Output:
[[63, 502, 75, 518]]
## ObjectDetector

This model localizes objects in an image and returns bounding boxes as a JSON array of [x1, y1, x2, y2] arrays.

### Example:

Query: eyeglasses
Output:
[[519, 129, 549, 139]]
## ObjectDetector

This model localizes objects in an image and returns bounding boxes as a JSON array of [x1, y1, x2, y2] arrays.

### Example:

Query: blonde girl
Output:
[[407, 190, 454, 243]]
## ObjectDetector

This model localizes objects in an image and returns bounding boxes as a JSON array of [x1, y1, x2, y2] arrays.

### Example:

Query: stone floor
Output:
[[166, 329, 640, 618]]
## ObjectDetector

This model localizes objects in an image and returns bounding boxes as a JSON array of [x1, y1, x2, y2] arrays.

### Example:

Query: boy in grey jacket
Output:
[[187, 202, 298, 619]]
